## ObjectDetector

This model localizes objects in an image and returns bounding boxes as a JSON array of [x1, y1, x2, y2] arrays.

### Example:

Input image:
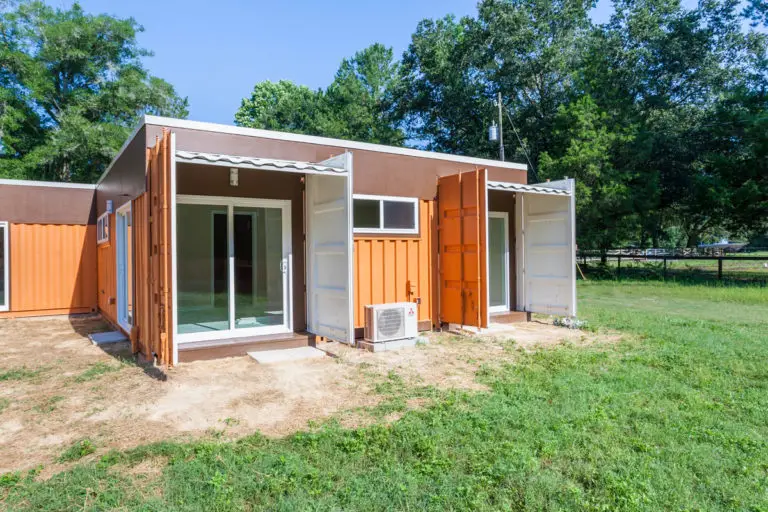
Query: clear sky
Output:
[[56, 0, 694, 124]]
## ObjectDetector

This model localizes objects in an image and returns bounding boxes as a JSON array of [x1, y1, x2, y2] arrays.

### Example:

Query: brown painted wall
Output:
[[0, 183, 95, 225], [146, 124, 527, 200], [175, 163, 307, 332], [0, 223, 98, 318], [96, 125, 149, 216], [488, 190, 517, 310]]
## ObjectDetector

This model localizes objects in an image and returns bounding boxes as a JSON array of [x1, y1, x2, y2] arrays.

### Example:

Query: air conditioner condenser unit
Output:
[[364, 302, 418, 343]]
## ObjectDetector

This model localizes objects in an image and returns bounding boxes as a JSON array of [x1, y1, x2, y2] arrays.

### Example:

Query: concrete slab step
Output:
[[248, 346, 327, 364], [89, 331, 128, 345]]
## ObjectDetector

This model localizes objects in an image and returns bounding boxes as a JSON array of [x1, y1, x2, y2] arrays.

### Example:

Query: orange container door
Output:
[[437, 169, 488, 328]]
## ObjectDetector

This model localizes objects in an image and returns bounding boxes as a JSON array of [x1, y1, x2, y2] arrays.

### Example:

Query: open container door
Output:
[[519, 179, 576, 316], [437, 169, 488, 328], [306, 153, 354, 343]]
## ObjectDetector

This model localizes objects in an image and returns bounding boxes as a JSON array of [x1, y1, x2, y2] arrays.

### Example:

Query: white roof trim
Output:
[[488, 181, 571, 196], [0, 178, 96, 190], [145, 115, 528, 171], [175, 151, 348, 175]]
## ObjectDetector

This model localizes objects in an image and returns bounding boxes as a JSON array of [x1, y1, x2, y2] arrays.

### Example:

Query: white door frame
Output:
[[488, 211, 510, 314], [115, 202, 132, 333], [175, 194, 293, 344], [0, 221, 8, 312]]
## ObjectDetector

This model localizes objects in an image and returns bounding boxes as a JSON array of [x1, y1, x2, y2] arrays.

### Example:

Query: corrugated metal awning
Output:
[[175, 151, 347, 175], [487, 181, 571, 196]]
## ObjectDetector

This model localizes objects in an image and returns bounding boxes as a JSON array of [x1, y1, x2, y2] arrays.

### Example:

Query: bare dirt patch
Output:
[[0, 315, 611, 474]]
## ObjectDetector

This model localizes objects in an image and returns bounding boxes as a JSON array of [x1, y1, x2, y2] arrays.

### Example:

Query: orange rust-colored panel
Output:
[[437, 169, 488, 328], [352, 200, 434, 329], [5, 223, 97, 315], [97, 214, 117, 325], [145, 129, 174, 366], [132, 193, 149, 356]]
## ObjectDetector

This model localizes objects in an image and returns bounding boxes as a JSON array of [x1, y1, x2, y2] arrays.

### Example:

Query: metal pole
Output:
[[498, 92, 505, 162], [617, 255, 621, 280], [718, 258, 723, 280], [663, 257, 667, 281]]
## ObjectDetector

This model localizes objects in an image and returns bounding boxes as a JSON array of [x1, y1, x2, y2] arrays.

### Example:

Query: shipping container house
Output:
[[0, 115, 576, 365]]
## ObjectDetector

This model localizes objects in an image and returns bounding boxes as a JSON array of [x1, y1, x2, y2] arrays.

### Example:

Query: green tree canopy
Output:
[[0, 1, 188, 183], [235, 43, 404, 145]]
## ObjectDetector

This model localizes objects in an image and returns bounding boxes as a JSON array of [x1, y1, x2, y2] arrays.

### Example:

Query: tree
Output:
[[0, 1, 188, 183], [539, 96, 638, 258], [234, 80, 329, 135], [236, 44, 404, 145], [396, 14, 495, 156]]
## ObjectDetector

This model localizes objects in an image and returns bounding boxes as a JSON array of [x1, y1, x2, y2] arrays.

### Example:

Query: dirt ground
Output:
[[0, 315, 612, 475]]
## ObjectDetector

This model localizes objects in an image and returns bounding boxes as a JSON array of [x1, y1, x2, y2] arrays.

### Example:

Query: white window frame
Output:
[[353, 194, 419, 235], [0, 221, 8, 312], [97, 212, 110, 244]]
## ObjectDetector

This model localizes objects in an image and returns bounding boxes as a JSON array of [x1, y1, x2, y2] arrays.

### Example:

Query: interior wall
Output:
[[175, 163, 307, 332], [488, 190, 517, 310]]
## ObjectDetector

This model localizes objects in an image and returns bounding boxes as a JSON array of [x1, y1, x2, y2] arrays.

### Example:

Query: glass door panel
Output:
[[177, 204, 230, 334], [233, 206, 285, 329], [488, 214, 508, 310]]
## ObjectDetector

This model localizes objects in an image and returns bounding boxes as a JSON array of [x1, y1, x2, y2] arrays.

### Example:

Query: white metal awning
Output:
[[487, 180, 571, 196], [175, 151, 348, 175]]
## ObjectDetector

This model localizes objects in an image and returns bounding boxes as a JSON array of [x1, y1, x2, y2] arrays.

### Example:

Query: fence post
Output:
[[718, 258, 723, 281], [617, 255, 621, 280], [663, 257, 667, 281]]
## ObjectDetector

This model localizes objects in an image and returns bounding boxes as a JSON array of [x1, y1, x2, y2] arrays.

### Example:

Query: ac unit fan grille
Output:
[[377, 308, 405, 339]]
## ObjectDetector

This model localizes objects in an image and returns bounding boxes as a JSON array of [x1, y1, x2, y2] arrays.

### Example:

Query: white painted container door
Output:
[[521, 179, 577, 316], [306, 154, 354, 343]]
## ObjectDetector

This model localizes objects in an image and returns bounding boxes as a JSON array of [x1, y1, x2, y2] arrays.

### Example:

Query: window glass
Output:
[[383, 201, 416, 230], [353, 199, 380, 229]]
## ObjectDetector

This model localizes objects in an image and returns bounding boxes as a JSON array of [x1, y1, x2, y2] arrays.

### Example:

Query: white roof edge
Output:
[[0, 178, 96, 190], [488, 180, 572, 196], [144, 115, 529, 172], [175, 150, 347, 174]]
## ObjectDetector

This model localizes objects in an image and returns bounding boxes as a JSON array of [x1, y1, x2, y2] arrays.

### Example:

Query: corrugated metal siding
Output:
[[132, 193, 149, 356], [97, 214, 117, 326], [4, 223, 97, 314], [353, 200, 435, 329]]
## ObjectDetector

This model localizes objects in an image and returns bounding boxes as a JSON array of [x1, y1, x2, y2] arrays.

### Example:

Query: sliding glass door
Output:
[[175, 196, 292, 342]]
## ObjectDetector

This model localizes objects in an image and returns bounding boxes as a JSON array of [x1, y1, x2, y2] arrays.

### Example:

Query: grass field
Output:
[[2, 282, 767, 510]]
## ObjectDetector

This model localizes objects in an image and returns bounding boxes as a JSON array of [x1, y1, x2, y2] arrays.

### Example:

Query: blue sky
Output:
[[58, 0, 694, 124]]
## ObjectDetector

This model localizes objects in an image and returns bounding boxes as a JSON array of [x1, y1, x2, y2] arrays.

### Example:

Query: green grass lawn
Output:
[[3, 282, 768, 511]]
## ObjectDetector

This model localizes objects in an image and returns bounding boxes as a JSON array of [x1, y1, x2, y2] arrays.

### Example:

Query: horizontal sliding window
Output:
[[353, 195, 418, 234]]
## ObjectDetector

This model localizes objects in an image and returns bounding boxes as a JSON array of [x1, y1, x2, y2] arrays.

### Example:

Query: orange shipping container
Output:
[[353, 200, 435, 330], [0, 223, 97, 317]]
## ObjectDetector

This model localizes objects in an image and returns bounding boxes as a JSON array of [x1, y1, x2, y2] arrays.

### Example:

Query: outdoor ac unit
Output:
[[364, 302, 418, 343]]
